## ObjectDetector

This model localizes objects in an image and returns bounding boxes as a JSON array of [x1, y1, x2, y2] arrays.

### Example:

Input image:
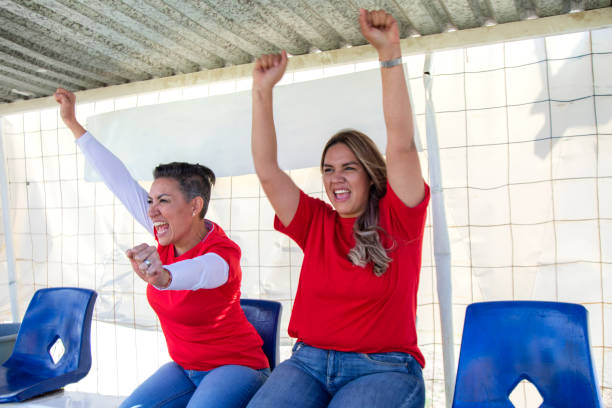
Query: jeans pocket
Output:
[[359, 352, 414, 368]]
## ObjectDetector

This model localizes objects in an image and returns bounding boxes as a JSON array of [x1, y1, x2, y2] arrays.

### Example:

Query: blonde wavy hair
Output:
[[321, 130, 393, 277]]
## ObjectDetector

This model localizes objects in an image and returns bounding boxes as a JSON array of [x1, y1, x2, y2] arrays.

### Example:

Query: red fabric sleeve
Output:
[[274, 190, 327, 250], [381, 181, 430, 241]]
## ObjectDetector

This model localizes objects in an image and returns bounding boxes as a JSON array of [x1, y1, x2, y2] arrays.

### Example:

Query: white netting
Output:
[[0, 27, 610, 407]]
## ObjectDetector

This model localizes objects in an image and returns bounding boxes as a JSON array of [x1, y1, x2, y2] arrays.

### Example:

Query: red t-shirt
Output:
[[147, 221, 269, 371], [275, 182, 430, 367]]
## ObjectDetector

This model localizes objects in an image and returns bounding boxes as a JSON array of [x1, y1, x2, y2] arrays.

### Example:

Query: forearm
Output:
[[251, 85, 300, 225], [156, 253, 229, 291], [252, 87, 282, 181], [65, 119, 87, 140], [379, 47, 416, 152], [379, 45, 424, 205], [251, 51, 299, 224]]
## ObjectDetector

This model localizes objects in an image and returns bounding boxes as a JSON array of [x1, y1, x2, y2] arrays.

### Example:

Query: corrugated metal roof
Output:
[[0, 0, 610, 105]]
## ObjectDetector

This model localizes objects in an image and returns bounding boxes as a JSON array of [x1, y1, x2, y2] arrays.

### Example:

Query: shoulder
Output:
[[300, 191, 335, 216], [278, 190, 334, 229], [378, 181, 430, 239], [202, 221, 241, 257], [381, 181, 430, 212]]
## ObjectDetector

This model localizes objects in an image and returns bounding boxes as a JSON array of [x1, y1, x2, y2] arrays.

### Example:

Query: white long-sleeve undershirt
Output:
[[76, 131, 229, 290]]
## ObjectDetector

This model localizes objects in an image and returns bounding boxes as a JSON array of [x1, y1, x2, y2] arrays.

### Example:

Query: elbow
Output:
[[252, 154, 281, 183], [386, 130, 417, 153], [387, 141, 417, 158]]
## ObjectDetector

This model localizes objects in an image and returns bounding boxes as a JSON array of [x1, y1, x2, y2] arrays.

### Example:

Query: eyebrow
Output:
[[147, 193, 171, 200], [323, 161, 360, 168]]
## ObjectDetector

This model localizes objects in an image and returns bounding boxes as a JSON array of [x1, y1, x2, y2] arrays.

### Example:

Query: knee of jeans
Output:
[[220, 365, 270, 385]]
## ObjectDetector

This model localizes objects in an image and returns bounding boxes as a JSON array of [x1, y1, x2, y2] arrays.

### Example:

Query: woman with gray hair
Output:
[[54, 88, 269, 408], [248, 8, 429, 408]]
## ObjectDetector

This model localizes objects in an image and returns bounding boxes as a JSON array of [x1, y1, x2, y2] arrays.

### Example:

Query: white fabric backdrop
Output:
[[86, 69, 387, 180]]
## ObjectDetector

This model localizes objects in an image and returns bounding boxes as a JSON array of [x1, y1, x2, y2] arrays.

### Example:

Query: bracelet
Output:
[[162, 269, 172, 289], [380, 57, 402, 68]]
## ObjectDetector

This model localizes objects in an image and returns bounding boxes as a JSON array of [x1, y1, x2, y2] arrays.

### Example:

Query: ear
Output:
[[191, 196, 205, 217]]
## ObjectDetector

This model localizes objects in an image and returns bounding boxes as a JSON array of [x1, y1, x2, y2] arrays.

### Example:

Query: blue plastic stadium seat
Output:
[[453, 301, 603, 408], [241, 299, 282, 370], [0, 287, 97, 403]]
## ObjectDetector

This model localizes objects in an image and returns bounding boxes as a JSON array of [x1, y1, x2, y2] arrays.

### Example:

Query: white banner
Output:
[[86, 69, 390, 180]]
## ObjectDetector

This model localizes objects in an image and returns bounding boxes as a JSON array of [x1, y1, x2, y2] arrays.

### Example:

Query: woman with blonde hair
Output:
[[247, 8, 429, 408]]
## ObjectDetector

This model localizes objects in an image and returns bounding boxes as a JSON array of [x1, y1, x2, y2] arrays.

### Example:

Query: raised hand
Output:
[[252, 50, 288, 91], [358, 9, 401, 60], [54, 88, 78, 125], [126, 243, 171, 288], [54, 87, 86, 138]]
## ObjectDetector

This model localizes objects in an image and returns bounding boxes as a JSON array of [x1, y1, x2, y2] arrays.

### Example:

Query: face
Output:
[[147, 177, 196, 247], [322, 143, 372, 218]]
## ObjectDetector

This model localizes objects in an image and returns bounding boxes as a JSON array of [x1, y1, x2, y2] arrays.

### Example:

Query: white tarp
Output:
[[86, 69, 388, 180]]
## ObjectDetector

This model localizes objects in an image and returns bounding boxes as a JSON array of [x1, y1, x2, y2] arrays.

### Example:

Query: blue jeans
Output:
[[246, 342, 425, 408], [119, 362, 270, 408]]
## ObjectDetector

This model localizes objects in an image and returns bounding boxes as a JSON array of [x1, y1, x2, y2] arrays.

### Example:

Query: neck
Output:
[[174, 219, 209, 256]]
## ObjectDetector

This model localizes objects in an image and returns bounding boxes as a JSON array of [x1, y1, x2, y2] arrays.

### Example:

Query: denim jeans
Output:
[[246, 342, 425, 408], [119, 362, 270, 408]]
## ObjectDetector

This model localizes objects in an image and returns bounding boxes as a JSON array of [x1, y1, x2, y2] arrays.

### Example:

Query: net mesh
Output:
[[0, 27, 610, 406]]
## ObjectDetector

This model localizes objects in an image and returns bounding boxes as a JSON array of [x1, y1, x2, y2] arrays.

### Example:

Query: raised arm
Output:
[[55, 88, 87, 139], [54, 88, 153, 233], [359, 9, 425, 207], [252, 51, 300, 226]]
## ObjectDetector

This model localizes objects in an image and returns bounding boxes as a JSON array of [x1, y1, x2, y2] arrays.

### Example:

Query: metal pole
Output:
[[423, 54, 456, 407], [0, 118, 19, 322]]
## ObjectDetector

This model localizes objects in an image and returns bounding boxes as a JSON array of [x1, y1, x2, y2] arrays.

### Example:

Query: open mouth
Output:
[[154, 221, 169, 235], [334, 189, 350, 202]]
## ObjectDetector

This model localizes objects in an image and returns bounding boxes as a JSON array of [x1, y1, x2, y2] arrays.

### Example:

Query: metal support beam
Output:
[[0, 118, 19, 322], [1, 7, 610, 116]]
